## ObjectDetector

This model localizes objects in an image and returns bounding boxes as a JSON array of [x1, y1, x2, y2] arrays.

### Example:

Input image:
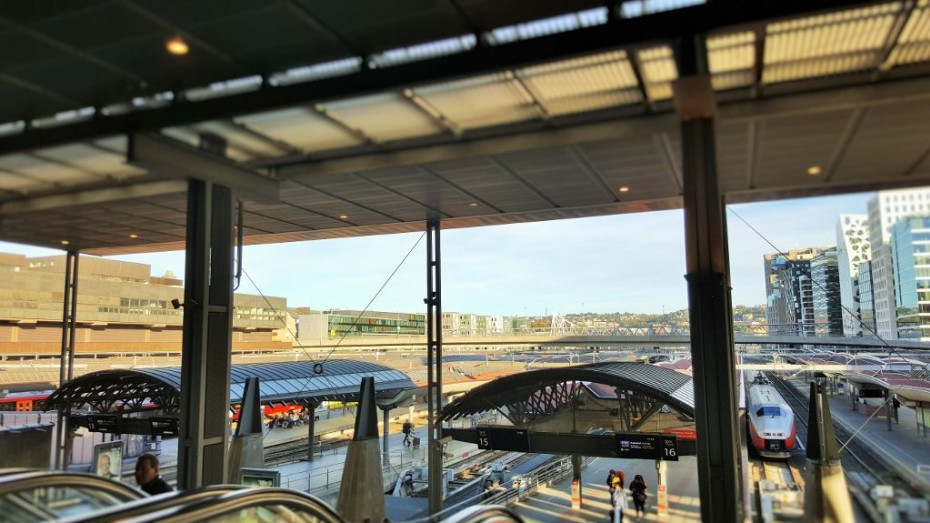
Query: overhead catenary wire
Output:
[[242, 232, 426, 438], [728, 207, 915, 455]]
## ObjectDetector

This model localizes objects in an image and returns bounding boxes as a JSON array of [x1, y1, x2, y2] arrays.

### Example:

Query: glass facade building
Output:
[[811, 249, 843, 336], [891, 217, 930, 340], [858, 261, 875, 336]]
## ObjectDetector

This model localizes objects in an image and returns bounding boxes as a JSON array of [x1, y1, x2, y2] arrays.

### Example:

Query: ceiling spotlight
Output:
[[60, 240, 70, 246], [618, 186, 630, 193], [807, 165, 822, 176], [129, 233, 138, 239], [469, 203, 478, 207], [339, 214, 348, 219], [166, 36, 189, 56]]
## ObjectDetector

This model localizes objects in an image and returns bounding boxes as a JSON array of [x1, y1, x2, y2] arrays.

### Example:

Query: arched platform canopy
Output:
[[1, 2, 930, 253], [438, 362, 694, 429], [45, 360, 415, 414]]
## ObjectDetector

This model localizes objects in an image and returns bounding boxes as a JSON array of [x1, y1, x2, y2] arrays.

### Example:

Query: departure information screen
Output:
[[615, 432, 678, 461]]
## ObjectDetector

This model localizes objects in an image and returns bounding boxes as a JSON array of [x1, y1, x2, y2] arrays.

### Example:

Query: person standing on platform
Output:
[[629, 474, 648, 517], [613, 469, 625, 491], [135, 453, 172, 496]]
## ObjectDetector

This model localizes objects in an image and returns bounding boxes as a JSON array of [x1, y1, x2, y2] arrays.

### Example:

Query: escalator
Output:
[[0, 469, 143, 522], [120, 488, 345, 523], [442, 505, 524, 523]]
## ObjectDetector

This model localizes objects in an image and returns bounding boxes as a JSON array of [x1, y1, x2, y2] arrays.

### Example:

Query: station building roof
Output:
[[0, 1, 929, 253], [438, 361, 694, 421], [45, 359, 415, 413]]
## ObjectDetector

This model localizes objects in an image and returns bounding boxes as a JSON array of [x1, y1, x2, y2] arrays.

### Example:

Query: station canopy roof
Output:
[[438, 361, 695, 421], [1, 1, 930, 253], [45, 359, 415, 413]]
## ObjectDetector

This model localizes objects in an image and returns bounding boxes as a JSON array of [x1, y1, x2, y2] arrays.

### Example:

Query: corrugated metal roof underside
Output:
[[1, 2, 930, 253]]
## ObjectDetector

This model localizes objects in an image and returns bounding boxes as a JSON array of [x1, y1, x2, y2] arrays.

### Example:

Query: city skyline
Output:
[[0, 189, 889, 316]]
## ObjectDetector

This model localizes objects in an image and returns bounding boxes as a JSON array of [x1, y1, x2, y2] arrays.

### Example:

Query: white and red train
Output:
[[746, 373, 797, 459]]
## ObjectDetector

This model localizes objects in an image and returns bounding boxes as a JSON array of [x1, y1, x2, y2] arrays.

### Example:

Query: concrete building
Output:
[[811, 249, 843, 336], [890, 217, 930, 340], [764, 247, 832, 336], [0, 253, 290, 356], [835, 215, 871, 336], [867, 189, 930, 339]]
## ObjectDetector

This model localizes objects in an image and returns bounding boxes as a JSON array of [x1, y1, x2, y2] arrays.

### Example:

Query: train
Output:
[[746, 373, 796, 459], [0, 391, 50, 412]]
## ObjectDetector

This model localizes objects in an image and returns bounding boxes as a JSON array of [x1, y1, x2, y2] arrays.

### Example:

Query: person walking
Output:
[[629, 474, 648, 517], [135, 453, 172, 495], [403, 420, 413, 447], [610, 485, 629, 522]]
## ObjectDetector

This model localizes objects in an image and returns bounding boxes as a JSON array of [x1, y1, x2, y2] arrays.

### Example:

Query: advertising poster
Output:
[[93, 440, 123, 481]]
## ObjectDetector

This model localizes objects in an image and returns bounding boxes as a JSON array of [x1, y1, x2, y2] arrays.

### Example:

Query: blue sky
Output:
[[0, 191, 876, 316]]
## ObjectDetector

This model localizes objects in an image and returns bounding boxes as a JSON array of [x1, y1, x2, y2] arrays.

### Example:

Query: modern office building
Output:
[[835, 215, 871, 336], [857, 261, 875, 337], [811, 248, 842, 336], [0, 253, 291, 356], [866, 189, 930, 339], [298, 309, 427, 343], [890, 217, 930, 341], [764, 247, 832, 336]]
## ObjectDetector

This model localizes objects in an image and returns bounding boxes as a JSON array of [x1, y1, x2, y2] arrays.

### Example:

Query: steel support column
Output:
[[425, 219, 443, 515], [178, 179, 235, 489], [676, 35, 741, 523], [55, 250, 79, 470], [382, 407, 391, 467], [58, 251, 79, 385], [307, 400, 318, 462]]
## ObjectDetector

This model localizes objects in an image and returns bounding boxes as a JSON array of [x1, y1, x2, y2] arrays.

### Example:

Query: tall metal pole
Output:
[[676, 34, 742, 522], [426, 219, 443, 515]]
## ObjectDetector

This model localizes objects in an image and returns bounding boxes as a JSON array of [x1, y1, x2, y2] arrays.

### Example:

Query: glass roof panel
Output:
[[708, 31, 755, 90], [637, 46, 679, 100], [323, 92, 442, 142], [415, 73, 540, 130], [517, 51, 643, 116], [764, 3, 903, 84], [235, 108, 362, 152]]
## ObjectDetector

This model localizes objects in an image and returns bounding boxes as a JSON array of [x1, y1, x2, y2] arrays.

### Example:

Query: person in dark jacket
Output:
[[135, 453, 172, 495], [629, 474, 648, 517]]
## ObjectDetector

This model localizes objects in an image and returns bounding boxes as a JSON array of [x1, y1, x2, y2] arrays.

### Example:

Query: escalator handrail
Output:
[[440, 504, 525, 523], [0, 470, 143, 501], [59, 485, 247, 523], [127, 487, 345, 523]]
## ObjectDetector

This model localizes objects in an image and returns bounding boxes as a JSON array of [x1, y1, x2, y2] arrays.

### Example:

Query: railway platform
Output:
[[826, 390, 930, 494], [512, 456, 701, 522]]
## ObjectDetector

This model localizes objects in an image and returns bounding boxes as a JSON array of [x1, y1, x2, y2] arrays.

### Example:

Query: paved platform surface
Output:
[[513, 456, 701, 522], [822, 384, 930, 493]]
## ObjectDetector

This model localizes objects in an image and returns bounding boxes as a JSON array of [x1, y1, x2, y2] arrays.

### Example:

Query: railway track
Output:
[[767, 373, 921, 521], [263, 436, 351, 466]]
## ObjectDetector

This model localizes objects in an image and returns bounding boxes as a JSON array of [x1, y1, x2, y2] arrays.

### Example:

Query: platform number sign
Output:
[[660, 434, 678, 461], [475, 427, 530, 452], [478, 429, 490, 449]]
